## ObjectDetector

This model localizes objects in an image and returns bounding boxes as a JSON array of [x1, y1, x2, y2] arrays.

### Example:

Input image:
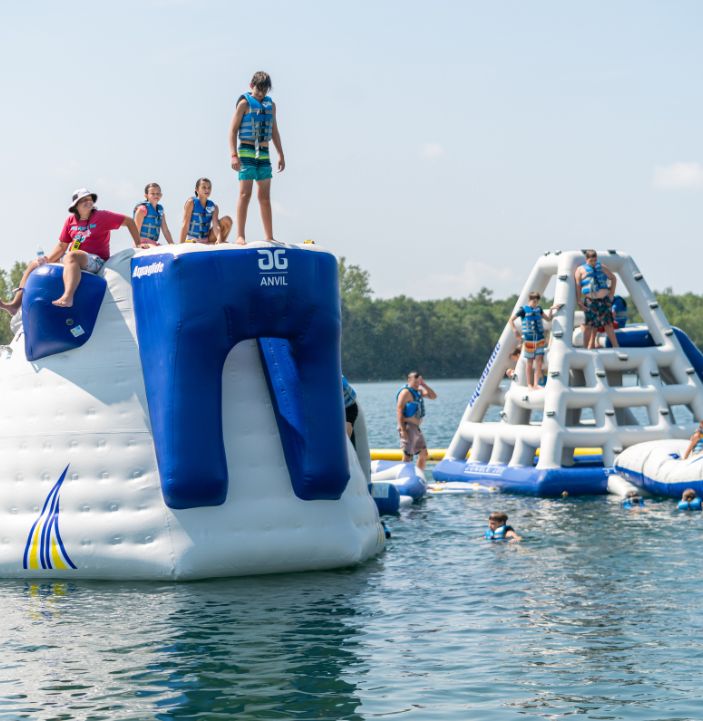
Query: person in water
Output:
[[622, 490, 646, 511], [574, 249, 619, 350], [0, 188, 143, 314], [396, 371, 437, 471], [485, 512, 522, 541], [509, 291, 561, 390], [180, 178, 233, 244], [678, 488, 702, 511], [683, 420, 703, 460], [342, 375, 359, 448], [228, 71, 285, 244], [134, 182, 174, 246]]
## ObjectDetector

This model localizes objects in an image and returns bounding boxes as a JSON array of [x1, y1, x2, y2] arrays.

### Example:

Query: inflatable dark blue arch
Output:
[[130, 246, 349, 509]]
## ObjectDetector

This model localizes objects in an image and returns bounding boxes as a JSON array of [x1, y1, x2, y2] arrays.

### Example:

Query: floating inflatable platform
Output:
[[615, 440, 703, 498], [369, 460, 426, 513], [0, 243, 384, 580], [433, 250, 703, 496]]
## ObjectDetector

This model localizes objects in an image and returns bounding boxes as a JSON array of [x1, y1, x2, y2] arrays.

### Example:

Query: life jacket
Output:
[[238, 92, 274, 154], [611, 295, 628, 327], [187, 197, 215, 239], [622, 497, 645, 509], [580, 261, 610, 296], [342, 376, 357, 408], [134, 202, 163, 243], [485, 524, 513, 540], [521, 305, 544, 339], [678, 498, 702, 511], [397, 385, 425, 419]]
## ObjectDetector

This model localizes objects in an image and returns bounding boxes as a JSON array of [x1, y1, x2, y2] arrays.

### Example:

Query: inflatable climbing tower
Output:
[[433, 250, 703, 495], [0, 243, 384, 579]]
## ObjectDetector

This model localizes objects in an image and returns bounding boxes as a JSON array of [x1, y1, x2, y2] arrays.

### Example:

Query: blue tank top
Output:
[[134, 202, 163, 243], [187, 197, 215, 240]]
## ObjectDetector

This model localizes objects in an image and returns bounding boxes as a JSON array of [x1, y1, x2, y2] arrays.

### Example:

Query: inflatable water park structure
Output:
[[0, 243, 384, 580], [434, 250, 703, 496]]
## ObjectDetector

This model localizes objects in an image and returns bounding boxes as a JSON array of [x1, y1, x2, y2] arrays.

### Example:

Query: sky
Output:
[[0, 0, 701, 300]]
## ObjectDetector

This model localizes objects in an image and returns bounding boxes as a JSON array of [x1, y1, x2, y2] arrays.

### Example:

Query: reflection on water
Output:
[[1, 380, 702, 720]]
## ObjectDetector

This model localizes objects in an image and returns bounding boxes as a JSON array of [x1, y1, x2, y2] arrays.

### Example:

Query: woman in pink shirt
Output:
[[1, 188, 144, 314]]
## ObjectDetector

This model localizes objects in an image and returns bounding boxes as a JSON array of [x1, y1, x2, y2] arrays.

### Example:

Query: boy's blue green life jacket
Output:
[[134, 202, 163, 242], [678, 498, 702, 511], [397, 385, 425, 419], [580, 261, 609, 296], [238, 92, 274, 152], [521, 305, 544, 340], [342, 376, 357, 408], [187, 197, 215, 239], [485, 524, 513, 540]]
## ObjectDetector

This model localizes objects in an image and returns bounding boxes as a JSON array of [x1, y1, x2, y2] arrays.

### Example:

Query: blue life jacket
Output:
[[694, 436, 703, 454], [485, 524, 513, 540], [611, 295, 628, 327], [397, 385, 425, 419], [521, 305, 544, 340], [187, 197, 215, 239], [342, 376, 357, 408], [580, 261, 610, 296], [134, 202, 163, 243], [238, 93, 274, 153], [622, 497, 645, 509], [678, 498, 702, 511]]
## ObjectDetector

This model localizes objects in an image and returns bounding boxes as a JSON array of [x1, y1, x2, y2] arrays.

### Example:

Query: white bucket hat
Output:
[[68, 188, 98, 212]]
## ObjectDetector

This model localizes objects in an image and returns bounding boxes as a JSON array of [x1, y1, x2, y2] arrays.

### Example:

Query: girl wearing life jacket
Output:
[[683, 421, 703, 460], [574, 250, 619, 350], [678, 488, 703, 511], [179, 178, 233, 244], [228, 71, 286, 245], [485, 512, 522, 541], [509, 291, 562, 390], [133, 183, 174, 247]]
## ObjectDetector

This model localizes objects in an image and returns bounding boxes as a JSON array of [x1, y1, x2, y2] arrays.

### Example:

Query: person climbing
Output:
[[574, 250, 619, 350]]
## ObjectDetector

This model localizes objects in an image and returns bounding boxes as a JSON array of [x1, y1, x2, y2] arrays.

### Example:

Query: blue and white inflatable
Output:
[[369, 460, 426, 514], [0, 243, 384, 580]]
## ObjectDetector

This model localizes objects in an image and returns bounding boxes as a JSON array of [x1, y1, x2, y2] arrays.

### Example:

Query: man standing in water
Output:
[[396, 372, 437, 471]]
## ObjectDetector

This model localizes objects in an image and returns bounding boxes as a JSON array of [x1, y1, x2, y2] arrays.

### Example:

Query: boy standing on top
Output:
[[228, 71, 285, 245]]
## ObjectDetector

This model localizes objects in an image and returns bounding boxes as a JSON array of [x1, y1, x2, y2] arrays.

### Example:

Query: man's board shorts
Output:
[[585, 296, 614, 328], [400, 422, 427, 457], [238, 144, 273, 182], [63, 252, 105, 274], [522, 337, 546, 360]]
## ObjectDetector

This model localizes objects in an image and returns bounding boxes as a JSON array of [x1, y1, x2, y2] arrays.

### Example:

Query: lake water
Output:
[[2, 379, 702, 721]]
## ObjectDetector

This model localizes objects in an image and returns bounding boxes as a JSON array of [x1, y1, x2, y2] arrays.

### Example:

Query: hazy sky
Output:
[[1, 1, 701, 299]]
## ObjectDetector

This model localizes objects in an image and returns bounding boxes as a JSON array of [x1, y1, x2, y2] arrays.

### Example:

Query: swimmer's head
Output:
[[488, 512, 508, 529], [682, 488, 697, 502]]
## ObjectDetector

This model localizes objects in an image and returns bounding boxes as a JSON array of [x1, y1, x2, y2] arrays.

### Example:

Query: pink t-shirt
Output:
[[59, 209, 125, 260]]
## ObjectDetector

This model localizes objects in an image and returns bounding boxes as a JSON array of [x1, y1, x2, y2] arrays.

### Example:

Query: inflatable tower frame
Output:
[[434, 250, 703, 495]]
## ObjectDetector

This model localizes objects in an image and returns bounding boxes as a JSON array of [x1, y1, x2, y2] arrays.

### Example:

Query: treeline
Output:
[[2, 259, 702, 381]]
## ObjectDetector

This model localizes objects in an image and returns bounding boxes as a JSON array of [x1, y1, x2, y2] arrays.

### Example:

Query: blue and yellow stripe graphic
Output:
[[23, 465, 77, 571]]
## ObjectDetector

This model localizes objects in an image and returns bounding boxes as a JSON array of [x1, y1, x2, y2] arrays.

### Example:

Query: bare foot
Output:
[[0, 292, 23, 316], [235, 236, 246, 246], [52, 297, 74, 308]]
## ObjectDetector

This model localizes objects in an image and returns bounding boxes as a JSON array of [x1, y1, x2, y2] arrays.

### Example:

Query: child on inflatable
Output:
[[485, 512, 522, 541], [622, 490, 646, 511], [180, 178, 232, 244], [510, 291, 562, 390], [678, 488, 702, 511], [134, 182, 174, 246], [0, 188, 143, 314], [683, 420, 703, 460], [228, 71, 285, 245]]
